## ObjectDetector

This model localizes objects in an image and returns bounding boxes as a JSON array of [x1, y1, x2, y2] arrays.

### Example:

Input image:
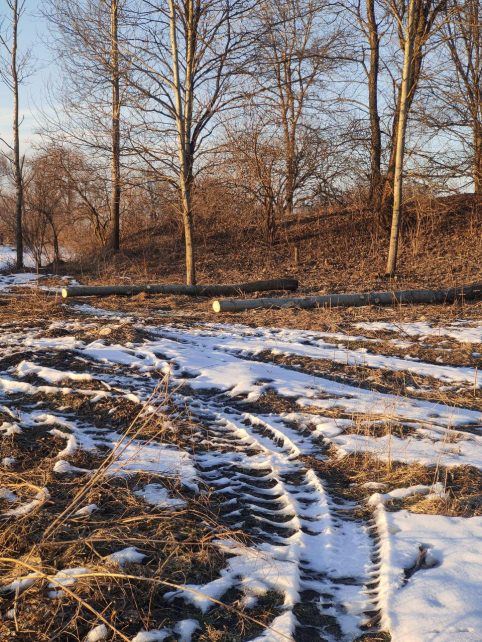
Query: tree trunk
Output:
[[169, 0, 197, 286], [382, 27, 424, 218], [62, 278, 298, 298], [284, 136, 296, 221], [474, 123, 482, 195], [386, 0, 416, 277], [265, 195, 276, 244], [11, 0, 23, 270], [52, 228, 60, 270], [180, 173, 196, 286], [212, 283, 482, 313], [366, 0, 382, 209], [110, 0, 121, 252]]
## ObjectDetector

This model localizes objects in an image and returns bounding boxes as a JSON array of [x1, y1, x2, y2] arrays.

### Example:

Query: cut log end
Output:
[[212, 300, 222, 313], [61, 288, 68, 299]]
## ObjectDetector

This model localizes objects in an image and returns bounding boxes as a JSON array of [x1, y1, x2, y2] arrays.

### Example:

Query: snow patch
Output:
[[375, 507, 482, 641], [134, 483, 186, 509]]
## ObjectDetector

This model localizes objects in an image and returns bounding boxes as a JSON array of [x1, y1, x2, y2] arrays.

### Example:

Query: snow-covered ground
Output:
[[0, 246, 79, 292], [0, 302, 481, 641]]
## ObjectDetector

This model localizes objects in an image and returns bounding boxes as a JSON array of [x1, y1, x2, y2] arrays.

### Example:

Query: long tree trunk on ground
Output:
[[11, 0, 23, 270], [366, 0, 382, 209], [212, 282, 482, 312], [385, 0, 416, 276], [110, 0, 121, 252]]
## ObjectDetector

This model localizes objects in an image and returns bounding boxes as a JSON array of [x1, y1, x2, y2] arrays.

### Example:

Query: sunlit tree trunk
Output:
[[386, 0, 416, 276], [169, 0, 196, 285], [10, 0, 24, 270], [110, 0, 121, 252]]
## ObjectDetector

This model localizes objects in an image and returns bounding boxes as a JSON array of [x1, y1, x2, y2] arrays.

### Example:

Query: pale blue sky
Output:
[[0, 0, 55, 148]]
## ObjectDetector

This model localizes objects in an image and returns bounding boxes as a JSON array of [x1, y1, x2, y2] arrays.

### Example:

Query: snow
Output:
[[53, 460, 93, 475], [107, 547, 146, 565], [367, 482, 446, 506], [80, 327, 482, 429], [0, 573, 39, 595], [0, 246, 35, 271], [49, 567, 91, 588], [16, 360, 93, 384], [105, 440, 197, 491], [356, 320, 482, 344], [329, 426, 482, 470], [134, 483, 186, 509], [0, 272, 40, 292], [0, 421, 22, 435], [0, 488, 18, 501], [198, 324, 481, 388], [85, 624, 108, 641], [0, 246, 17, 269], [173, 619, 199, 642], [131, 631, 170, 642], [1, 309, 481, 640], [50, 428, 78, 457], [72, 303, 130, 319], [3, 487, 50, 517], [374, 506, 482, 641], [74, 503, 98, 517]]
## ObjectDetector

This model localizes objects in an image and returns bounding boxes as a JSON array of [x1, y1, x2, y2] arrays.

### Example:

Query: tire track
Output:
[[172, 389, 378, 641]]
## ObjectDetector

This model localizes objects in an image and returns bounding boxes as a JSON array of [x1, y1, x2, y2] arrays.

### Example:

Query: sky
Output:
[[0, 0, 55, 150], [0, 1, 472, 192]]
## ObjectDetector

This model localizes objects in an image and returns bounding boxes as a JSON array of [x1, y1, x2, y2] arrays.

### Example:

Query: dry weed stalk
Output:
[[0, 560, 293, 641], [0, 369, 291, 640]]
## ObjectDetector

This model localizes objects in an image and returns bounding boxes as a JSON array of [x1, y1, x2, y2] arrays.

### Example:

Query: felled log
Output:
[[61, 278, 298, 299], [212, 282, 482, 313]]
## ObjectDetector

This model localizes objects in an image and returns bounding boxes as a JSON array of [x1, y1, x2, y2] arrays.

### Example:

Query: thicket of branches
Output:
[[0, 0, 480, 281]]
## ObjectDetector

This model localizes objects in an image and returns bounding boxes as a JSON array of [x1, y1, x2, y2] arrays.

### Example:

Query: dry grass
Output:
[[62, 193, 481, 296], [0, 380, 287, 641], [304, 450, 482, 518]]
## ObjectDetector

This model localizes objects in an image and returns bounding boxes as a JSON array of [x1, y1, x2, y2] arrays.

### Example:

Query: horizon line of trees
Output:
[[0, 0, 480, 282]]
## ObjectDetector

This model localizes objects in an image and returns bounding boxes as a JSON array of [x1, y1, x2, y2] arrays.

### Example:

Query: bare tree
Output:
[[350, 0, 385, 208], [0, 0, 28, 269], [126, 0, 254, 285], [445, 0, 481, 194], [109, 0, 121, 251], [225, 121, 285, 242], [249, 0, 343, 230], [384, 0, 447, 275], [43, 0, 127, 252]]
